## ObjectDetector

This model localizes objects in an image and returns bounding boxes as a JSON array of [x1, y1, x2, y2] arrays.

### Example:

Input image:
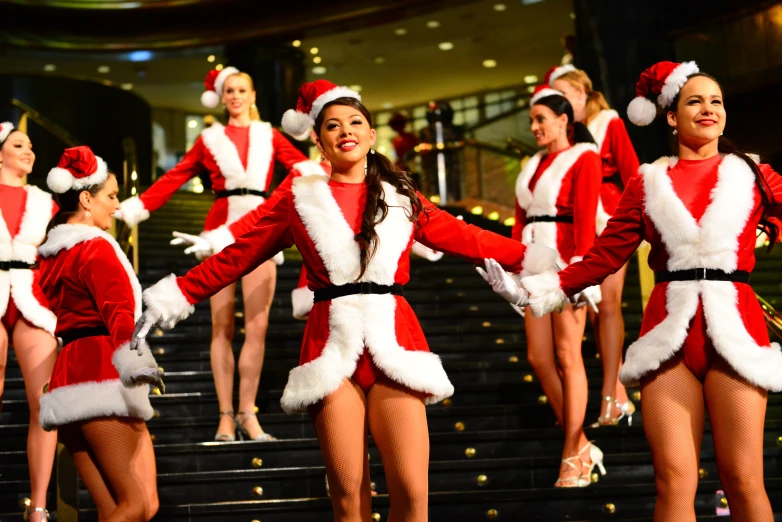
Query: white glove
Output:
[[571, 285, 601, 313], [272, 251, 285, 265], [510, 303, 526, 318], [475, 258, 528, 307], [130, 366, 165, 394], [171, 231, 213, 258]]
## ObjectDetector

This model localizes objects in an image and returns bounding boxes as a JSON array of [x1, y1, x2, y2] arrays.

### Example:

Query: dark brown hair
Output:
[[670, 72, 778, 248], [314, 97, 424, 281], [533, 94, 595, 145], [47, 172, 117, 231]]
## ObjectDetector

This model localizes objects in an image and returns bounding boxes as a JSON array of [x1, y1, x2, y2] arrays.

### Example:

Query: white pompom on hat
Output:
[[47, 146, 109, 194], [281, 80, 362, 141], [626, 61, 700, 126], [201, 66, 241, 109]]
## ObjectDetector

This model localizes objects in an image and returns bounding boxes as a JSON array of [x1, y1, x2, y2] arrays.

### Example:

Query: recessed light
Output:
[[426, 20, 440, 28], [394, 28, 407, 36], [312, 66, 327, 75], [373, 56, 386, 64], [310, 47, 319, 55], [97, 65, 111, 74], [382, 102, 394, 109], [187, 120, 198, 129], [207, 55, 216, 63], [43, 64, 56, 72], [438, 42, 454, 51], [527, 85, 536, 93], [128, 50, 152, 62], [292, 40, 301, 47], [570, 12, 576, 19], [482, 59, 497, 68], [215, 64, 224, 71], [521, 0, 545, 4], [349, 84, 362, 93], [313, 56, 322, 64], [121, 83, 133, 90], [493, 3, 507, 11], [523, 75, 538, 83]]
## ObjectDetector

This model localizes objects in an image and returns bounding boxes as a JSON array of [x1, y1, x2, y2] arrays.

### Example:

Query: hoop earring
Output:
[[370, 148, 376, 154], [320, 153, 325, 162], [672, 128, 678, 135]]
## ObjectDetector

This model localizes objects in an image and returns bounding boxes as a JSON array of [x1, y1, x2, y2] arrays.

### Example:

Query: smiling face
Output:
[[0, 131, 35, 180], [552, 78, 587, 123], [530, 103, 568, 149], [667, 74, 725, 148], [222, 74, 256, 120], [316, 103, 376, 171], [80, 174, 119, 230]]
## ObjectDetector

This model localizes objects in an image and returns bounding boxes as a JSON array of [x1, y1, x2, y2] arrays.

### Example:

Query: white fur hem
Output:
[[291, 286, 314, 320], [201, 226, 235, 254], [143, 274, 195, 328], [119, 196, 150, 227], [520, 244, 559, 277], [9, 269, 56, 335], [521, 270, 567, 317], [39, 379, 153, 431], [112, 341, 159, 387]]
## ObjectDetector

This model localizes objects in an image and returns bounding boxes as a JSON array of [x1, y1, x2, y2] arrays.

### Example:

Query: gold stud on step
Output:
[[698, 468, 708, 479], [476, 474, 488, 486], [465, 447, 476, 458], [252, 458, 263, 468], [442, 398, 453, 408], [482, 321, 491, 327], [523, 374, 533, 383], [720, 498, 728, 508], [487, 509, 498, 519], [154, 347, 165, 355], [632, 391, 641, 401], [252, 486, 264, 497], [508, 355, 518, 363], [455, 421, 465, 432], [591, 472, 599, 483], [603, 503, 616, 514], [495, 338, 505, 344], [371, 513, 382, 522], [537, 395, 548, 405]]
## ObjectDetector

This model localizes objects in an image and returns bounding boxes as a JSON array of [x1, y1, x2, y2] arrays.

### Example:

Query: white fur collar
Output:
[[586, 109, 619, 151], [39, 224, 142, 320], [200, 121, 274, 191], [0, 185, 54, 263]]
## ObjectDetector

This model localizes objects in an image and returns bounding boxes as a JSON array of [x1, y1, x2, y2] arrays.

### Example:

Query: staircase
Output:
[[2, 190, 782, 521]]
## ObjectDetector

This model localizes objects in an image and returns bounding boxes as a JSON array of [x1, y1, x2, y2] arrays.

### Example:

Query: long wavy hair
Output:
[[670, 72, 778, 248], [555, 69, 611, 124], [314, 97, 424, 281]]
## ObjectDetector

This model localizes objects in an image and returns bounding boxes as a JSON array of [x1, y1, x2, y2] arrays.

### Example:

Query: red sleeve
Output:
[[511, 200, 526, 242], [415, 193, 526, 272], [177, 193, 295, 303], [271, 130, 309, 174], [608, 118, 640, 186], [228, 169, 297, 239], [559, 176, 646, 296], [571, 151, 601, 261], [78, 239, 137, 351], [139, 138, 207, 213]]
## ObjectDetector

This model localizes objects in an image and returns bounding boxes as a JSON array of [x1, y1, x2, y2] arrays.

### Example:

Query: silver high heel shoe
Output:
[[590, 396, 636, 427], [23, 507, 49, 521], [214, 411, 236, 442], [579, 441, 607, 485], [236, 411, 276, 442]]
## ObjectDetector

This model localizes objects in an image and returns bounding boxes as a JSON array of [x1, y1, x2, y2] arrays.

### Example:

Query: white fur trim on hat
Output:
[[548, 64, 577, 86], [531, 88, 565, 106], [627, 96, 658, 126], [281, 110, 315, 141], [0, 122, 15, 144], [310, 86, 362, 122], [47, 157, 109, 194], [658, 61, 699, 108], [202, 66, 240, 108]]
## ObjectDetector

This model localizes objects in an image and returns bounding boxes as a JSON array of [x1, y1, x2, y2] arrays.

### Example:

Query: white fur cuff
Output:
[[521, 244, 560, 277], [291, 286, 315, 320], [112, 341, 159, 387], [201, 226, 235, 254], [143, 274, 195, 328], [521, 270, 568, 317], [119, 196, 150, 227]]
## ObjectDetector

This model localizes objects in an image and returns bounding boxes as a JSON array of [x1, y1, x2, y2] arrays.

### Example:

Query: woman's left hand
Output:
[[476, 258, 528, 307]]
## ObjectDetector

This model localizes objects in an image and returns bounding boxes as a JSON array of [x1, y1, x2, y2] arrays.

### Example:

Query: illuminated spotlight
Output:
[[503, 217, 516, 227], [493, 3, 507, 11], [523, 74, 538, 84], [188, 120, 198, 129], [128, 50, 152, 62], [373, 56, 386, 64], [426, 20, 440, 28], [487, 211, 500, 221], [527, 85, 536, 93], [310, 47, 319, 55], [131, 170, 138, 181], [215, 64, 224, 71], [312, 66, 327, 75], [471, 206, 484, 215], [194, 184, 204, 194], [382, 102, 394, 109], [292, 40, 301, 47], [349, 84, 362, 93], [121, 83, 134, 90], [98, 65, 111, 74], [521, 0, 545, 4], [430, 195, 441, 204], [394, 28, 407, 36], [43, 64, 56, 72], [438, 42, 454, 51], [131, 187, 137, 195], [483, 59, 497, 68], [313, 56, 322, 64], [570, 12, 576, 19], [207, 55, 215, 62]]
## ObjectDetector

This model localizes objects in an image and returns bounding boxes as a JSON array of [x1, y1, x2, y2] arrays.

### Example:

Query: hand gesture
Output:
[[170, 231, 213, 258], [476, 258, 528, 307]]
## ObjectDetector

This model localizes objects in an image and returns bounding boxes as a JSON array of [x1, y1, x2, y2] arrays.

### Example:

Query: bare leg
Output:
[[236, 261, 276, 439], [640, 358, 704, 522], [13, 320, 58, 521], [704, 357, 772, 522], [595, 263, 630, 422], [209, 283, 237, 439], [0, 323, 7, 410], [524, 312, 564, 425]]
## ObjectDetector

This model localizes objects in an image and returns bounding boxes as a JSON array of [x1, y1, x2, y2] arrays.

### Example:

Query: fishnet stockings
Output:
[[309, 378, 429, 522], [59, 417, 158, 522]]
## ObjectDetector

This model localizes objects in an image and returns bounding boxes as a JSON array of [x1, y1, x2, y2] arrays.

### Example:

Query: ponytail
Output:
[[571, 121, 596, 145], [555, 69, 611, 124]]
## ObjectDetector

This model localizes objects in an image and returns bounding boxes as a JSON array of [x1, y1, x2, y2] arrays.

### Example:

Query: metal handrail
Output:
[[11, 99, 81, 147], [756, 293, 782, 341], [117, 137, 140, 273]]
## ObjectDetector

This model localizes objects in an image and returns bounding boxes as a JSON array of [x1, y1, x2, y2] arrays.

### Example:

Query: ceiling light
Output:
[[570, 12, 576, 19], [373, 56, 386, 64], [493, 3, 507, 10], [207, 55, 215, 62], [187, 120, 198, 129], [487, 211, 500, 221], [121, 83, 133, 90], [521, 0, 545, 4], [43, 64, 56, 72], [394, 28, 407, 36], [349, 84, 362, 93], [426, 20, 440, 28], [97, 65, 110, 74], [482, 59, 497, 68], [527, 85, 536, 93], [215, 64, 224, 71], [438, 42, 454, 51], [382, 102, 394, 109], [128, 50, 152, 62], [310, 47, 319, 55], [313, 56, 322, 64], [312, 66, 327, 75], [523, 74, 538, 83], [292, 40, 301, 47]]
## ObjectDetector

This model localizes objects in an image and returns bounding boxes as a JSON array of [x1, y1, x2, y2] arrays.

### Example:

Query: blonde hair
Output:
[[226, 71, 261, 121], [557, 69, 610, 124]]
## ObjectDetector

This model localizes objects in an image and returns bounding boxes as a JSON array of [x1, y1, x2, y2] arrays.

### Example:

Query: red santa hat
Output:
[[530, 84, 565, 106], [201, 66, 241, 109], [544, 64, 577, 86], [47, 146, 109, 194], [281, 80, 362, 141], [627, 61, 700, 126], [0, 122, 15, 144]]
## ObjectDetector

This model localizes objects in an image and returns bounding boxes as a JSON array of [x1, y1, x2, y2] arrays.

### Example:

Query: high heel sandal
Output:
[[23, 507, 49, 521], [590, 396, 636, 427], [579, 441, 607, 486], [236, 411, 276, 442], [214, 411, 236, 442], [554, 456, 589, 488]]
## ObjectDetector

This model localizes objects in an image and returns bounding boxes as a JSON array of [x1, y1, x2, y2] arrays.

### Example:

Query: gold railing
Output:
[[116, 137, 140, 273], [11, 99, 80, 147]]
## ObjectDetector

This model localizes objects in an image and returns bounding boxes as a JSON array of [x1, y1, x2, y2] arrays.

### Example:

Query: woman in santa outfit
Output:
[[132, 79, 548, 521], [116, 66, 317, 442], [547, 64, 641, 427], [38, 146, 163, 522], [515, 62, 779, 521], [507, 85, 604, 487], [0, 122, 59, 522]]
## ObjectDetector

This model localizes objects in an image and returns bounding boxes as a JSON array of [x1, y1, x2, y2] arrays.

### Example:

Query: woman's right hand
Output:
[[171, 231, 213, 259], [476, 258, 528, 307]]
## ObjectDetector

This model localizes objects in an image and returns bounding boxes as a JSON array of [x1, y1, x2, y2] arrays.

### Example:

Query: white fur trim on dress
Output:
[[201, 121, 273, 191], [291, 286, 314, 320], [201, 226, 235, 254], [112, 341, 159, 387], [310, 87, 362, 122], [142, 274, 195, 328], [293, 160, 327, 177], [587, 110, 619, 151], [531, 88, 565, 106], [47, 157, 109, 194], [10, 269, 56, 334], [118, 196, 150, 227], [658, 61, 699, 109], [521, 270, 567, 317], [39, 379, 153, 431]]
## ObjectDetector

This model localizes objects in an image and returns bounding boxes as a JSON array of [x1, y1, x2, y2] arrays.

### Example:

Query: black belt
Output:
[[214, 188, 268, 198], [655, 268, 751, 284], [0, 261, 33, 270], [529, 215, 574, 223], [313, 283, 404, 303], [602, 173, 624, 188], [58, 326, 111, 347]]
